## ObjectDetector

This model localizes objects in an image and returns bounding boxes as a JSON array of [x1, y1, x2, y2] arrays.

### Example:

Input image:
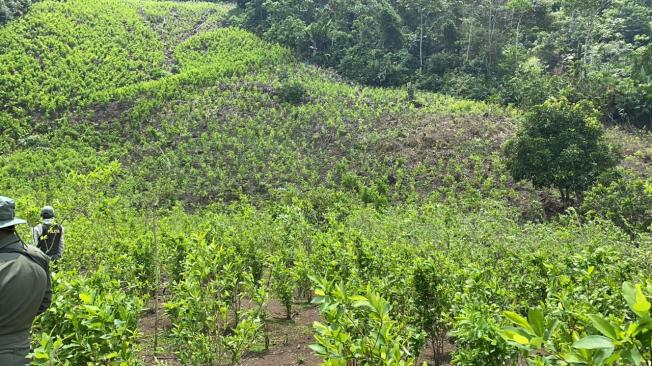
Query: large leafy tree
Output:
[[505, 97, 621, 205], [1, 0, 36, 24], [241, 0, 409, 86]]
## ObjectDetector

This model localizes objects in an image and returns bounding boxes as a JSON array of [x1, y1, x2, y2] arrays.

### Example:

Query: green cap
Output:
[[0, 196, 27, 229]]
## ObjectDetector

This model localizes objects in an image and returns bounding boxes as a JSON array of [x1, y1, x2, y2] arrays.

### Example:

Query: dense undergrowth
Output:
[[1, 0, 651, 365]]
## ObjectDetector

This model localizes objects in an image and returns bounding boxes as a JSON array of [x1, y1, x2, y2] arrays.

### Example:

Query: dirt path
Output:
[[137, 299, 321, 366]]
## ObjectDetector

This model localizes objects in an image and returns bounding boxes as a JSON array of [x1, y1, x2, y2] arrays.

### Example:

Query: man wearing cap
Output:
[[32, 205, 64, 261], [0, 196, 52, 365]]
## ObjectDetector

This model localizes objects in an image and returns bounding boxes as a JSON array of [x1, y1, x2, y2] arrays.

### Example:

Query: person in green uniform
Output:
[[0, 196, 51, 365]]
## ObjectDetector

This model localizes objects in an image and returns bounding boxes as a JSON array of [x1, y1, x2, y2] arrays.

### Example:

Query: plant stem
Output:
[[153, 203, 160, 359]]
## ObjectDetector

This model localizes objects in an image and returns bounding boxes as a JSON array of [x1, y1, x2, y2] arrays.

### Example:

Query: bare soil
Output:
[[138, 298, 453, 366], [239, 300, 322, 366], [137, 299, 322, 366], [138, 298, 182, 366]]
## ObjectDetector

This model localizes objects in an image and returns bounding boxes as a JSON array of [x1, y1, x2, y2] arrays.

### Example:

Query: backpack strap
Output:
[[0, 246, 40, 264]]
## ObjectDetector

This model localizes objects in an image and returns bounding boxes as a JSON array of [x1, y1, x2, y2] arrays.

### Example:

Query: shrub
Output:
[[412, 258, 452, 365], [310, 278, 425, 366], [32, 270, 143, 365], [276, 80, 307, 105], [500, 282, 652, 366], [504, 97, 621, 206], [582, 172, 652, 238]]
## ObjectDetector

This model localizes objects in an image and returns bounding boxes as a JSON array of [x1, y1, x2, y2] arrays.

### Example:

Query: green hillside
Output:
[[1, 1, 651, 365], [2, 0, 521, 209]]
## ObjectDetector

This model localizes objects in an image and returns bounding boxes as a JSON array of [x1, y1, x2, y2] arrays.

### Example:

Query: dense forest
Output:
[[229, 0, 652, 128], [0, 0, 651, 365]]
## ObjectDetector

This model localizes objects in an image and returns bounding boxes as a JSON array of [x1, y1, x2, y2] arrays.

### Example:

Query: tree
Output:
[[1, 0, 35, 24], [504, 97, 621, 206], [634, 44, 652, 81], [396, 0, 443, 70], [561, 0, 612, 66]]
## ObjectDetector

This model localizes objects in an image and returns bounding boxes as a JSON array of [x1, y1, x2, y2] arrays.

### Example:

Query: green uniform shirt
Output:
[[0, 232, 51, 350]]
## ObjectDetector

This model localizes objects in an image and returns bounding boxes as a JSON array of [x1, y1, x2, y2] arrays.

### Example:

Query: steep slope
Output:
[[1, 0, 649, 213], [0, 2, 650, 366], [0, 0, 231, 151], [1, 0, 521, 211], [0, 0, 165, 115]]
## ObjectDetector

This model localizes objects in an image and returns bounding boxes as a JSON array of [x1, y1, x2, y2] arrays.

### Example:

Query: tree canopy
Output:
[[505, 98, 621, 205], [235, 0, 652, 128]]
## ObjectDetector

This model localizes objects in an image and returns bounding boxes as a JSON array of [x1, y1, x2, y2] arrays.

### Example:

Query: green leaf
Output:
[[499, 327, 532, 349], [561, 351, 585, 363], [349, 295, 368, 302], [34, 352, 49, 360], [309, 344, 328, 355], [573, 335, 614, 350], [313, 321, 329, 334], [593, 347, 615, 365], [588, 314, 619, 340], [625, 322, 642, 338], [529, 336, 544, 349], [79, 292, 92, 304], [102, 351, 119, 360], [623, 282, 651, 318], [351, 295, 372, 310], [621, 345, 643, 365], [504, 311, 533, 333], [528, 308, 545, 337], [604, 350, 622, 365], [512, 333, 528, 344]]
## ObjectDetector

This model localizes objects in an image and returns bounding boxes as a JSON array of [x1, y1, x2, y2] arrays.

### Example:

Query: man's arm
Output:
[[38, 264, 52, 314], [54, 225, 64, 260], [26, 246, 52, 314], [32, 224, 40, 246]]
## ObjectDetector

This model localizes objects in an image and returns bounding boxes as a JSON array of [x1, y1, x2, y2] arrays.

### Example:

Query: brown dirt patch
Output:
[[138, 297, 455, 366], [138, 298, 181, 366], [417, 341, 455, 366], [240, 300, 322, 366], [606, 127, 652, 178]]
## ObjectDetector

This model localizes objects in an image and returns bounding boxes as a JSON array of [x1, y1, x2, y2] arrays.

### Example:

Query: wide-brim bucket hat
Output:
[[0, 196, 27, 229]]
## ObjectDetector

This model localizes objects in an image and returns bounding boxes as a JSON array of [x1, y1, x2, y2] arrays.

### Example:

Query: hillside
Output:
[[3, 0, 650, 210], [1, 1, 651, 366], [2, 0, 520, 208]]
